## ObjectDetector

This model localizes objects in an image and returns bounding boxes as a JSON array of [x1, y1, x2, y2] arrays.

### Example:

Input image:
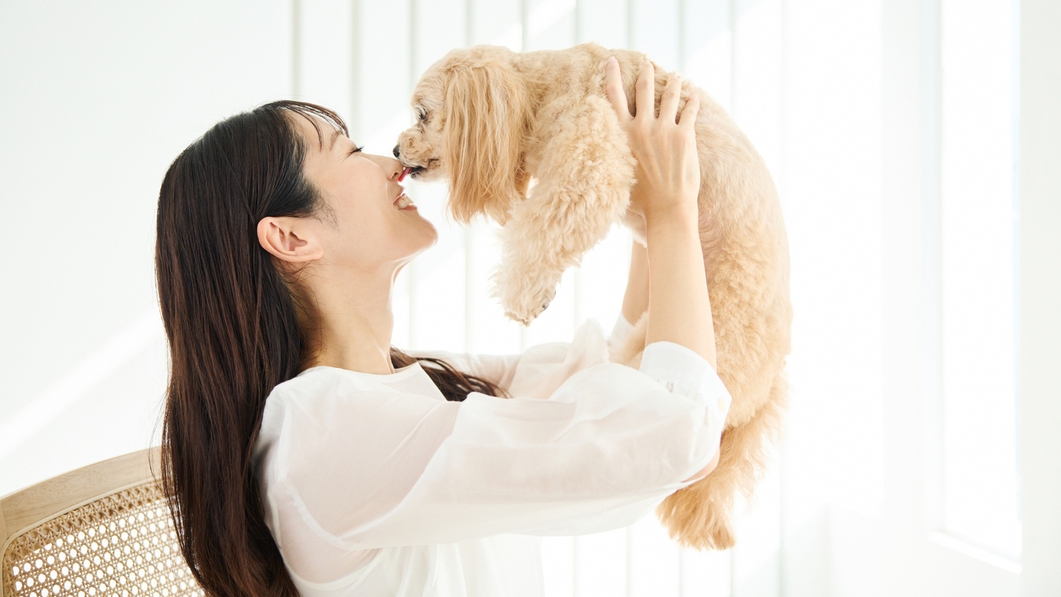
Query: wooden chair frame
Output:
[[1, 448, 161, 555], [0, 447, 201, 596]]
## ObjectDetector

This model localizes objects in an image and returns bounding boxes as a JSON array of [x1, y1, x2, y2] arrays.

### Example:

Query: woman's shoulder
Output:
[[267, 365, 349, 401], [263, 364, 416, 416], [256, 362, 447, 450]]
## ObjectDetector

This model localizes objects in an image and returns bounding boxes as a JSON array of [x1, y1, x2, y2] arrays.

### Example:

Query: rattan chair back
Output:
[[0, 447, 203, 597]]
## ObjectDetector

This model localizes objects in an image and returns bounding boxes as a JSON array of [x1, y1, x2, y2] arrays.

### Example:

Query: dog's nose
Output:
[[392, 144, 401, 159]]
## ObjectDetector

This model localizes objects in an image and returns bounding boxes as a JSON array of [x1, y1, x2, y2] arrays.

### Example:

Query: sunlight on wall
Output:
[[0, 0, 294, 498]]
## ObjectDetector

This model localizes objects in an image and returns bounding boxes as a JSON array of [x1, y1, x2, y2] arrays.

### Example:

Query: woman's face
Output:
[[292, 114, 437, 273]]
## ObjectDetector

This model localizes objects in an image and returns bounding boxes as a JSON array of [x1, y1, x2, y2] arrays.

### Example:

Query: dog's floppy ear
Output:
[[443, 60, 527, 224]]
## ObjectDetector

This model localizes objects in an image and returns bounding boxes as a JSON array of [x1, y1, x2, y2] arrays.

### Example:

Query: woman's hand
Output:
[[604, 56, 716, 370], [604, 57, 701, 222]]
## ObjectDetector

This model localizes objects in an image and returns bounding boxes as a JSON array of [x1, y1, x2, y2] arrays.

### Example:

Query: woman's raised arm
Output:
[[604, 57, 717, 370]]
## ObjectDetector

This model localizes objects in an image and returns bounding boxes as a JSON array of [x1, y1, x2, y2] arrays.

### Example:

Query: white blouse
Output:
[[253, 317, 732, 596]]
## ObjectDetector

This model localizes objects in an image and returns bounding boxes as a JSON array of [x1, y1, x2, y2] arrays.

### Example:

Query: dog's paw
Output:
[[493, 269, 561, 326], [503, 289, 556, 325]]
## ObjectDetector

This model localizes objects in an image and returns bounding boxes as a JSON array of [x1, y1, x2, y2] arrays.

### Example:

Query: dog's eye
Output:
[[416, 107, 428, 123]]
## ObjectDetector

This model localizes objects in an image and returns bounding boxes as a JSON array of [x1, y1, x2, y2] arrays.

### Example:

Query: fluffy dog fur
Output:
[[396, 43, 792, 550]]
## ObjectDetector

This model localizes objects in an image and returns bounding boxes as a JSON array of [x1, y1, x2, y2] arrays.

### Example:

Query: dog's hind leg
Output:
[[492, 95, 637, 324]]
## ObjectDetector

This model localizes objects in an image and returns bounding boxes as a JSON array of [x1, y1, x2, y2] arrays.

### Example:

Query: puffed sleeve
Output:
[[258, 322, 732, 550]]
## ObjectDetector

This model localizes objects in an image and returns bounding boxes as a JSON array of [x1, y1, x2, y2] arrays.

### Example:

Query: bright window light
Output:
[[940, 0, 1021, 560]]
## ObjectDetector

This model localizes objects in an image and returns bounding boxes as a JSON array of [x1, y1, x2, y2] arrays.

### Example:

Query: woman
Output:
[[156, 57, 728, 596]]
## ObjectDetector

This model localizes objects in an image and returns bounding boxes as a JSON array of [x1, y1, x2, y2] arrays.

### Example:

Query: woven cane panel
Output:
[[2, 482, 204, 597]]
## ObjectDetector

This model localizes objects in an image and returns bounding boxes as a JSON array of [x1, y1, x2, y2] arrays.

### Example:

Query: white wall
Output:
[[0, 0, 294, 493], [2, 1, 1056, 595]]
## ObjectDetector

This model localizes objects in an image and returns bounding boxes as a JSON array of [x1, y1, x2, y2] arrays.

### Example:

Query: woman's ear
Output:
[[443, 59, 528, 225], [256, 217, 324, 264]]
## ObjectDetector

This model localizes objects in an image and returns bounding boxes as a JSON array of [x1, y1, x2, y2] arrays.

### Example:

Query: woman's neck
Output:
[[302, 266, 398, 375]]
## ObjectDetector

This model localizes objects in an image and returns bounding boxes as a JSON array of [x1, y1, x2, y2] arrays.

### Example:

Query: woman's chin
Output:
[[407, 223, 439, 256]]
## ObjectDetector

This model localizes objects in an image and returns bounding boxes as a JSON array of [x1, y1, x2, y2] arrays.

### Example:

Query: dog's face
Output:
[[395, 46, 528, 224], [395, 68, 447, 183]]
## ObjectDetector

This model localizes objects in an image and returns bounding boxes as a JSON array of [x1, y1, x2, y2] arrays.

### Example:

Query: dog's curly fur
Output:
[[396, 43, 792, 550]]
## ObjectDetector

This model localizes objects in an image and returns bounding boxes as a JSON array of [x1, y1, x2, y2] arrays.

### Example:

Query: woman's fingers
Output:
[[604, 57, 631, 122], [610, 57, 693, 129], [679, 92, 700, 129], [659, 75, 682, 124], [634, 58, 654, 120]]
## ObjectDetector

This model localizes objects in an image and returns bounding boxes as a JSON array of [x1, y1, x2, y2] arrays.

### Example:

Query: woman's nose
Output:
[[364, 153, 404, 179], [383, 157, 402, 179]]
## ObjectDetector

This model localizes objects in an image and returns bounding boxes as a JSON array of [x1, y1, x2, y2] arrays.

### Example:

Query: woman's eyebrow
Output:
[[329, 128, 342, 150]]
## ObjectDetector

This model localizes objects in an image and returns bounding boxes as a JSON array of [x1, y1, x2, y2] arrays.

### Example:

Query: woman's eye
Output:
[[349, 144, 364, 155]]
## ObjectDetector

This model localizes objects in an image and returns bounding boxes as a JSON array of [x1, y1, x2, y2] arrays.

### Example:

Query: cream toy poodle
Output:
[[395, 43, 791, 550]]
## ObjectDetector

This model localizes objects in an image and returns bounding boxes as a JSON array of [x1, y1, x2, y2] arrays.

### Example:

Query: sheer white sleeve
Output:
[[256, 321, 732, 551]]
